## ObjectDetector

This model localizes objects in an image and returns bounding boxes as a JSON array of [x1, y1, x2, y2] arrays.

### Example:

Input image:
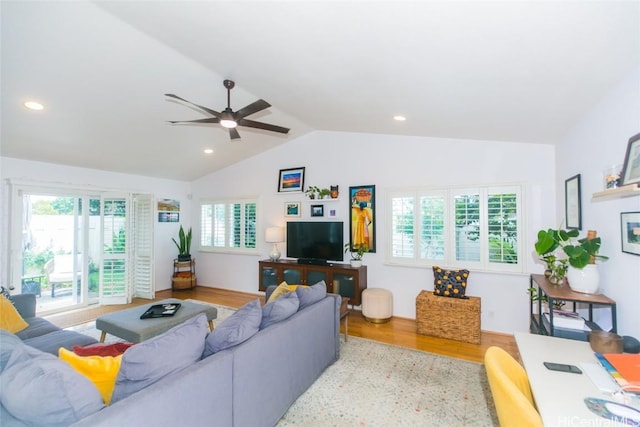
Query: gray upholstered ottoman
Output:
[[96, 298, 217, 343]]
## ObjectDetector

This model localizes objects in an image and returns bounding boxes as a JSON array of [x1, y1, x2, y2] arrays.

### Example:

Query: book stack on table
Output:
[[595, 353, 640, 395], [542, 310, 597, 341]]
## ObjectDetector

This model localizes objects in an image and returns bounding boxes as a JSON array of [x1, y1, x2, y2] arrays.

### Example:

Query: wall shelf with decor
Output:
[[304, 198, 340, 203], [591, 184, 640, 202]]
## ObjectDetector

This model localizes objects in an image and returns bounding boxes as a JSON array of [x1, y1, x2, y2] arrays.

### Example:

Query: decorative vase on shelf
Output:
[[330, 185, 339, 199], [567, 264, 600, 294]]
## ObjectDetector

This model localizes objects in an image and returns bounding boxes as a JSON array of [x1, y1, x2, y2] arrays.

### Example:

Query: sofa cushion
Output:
[[261, 291, 300, 329], [14, 317, 60, 340], [0, 294, 28, 334], [73, 342, 134, 357], [296, 280, 327, 310], [23, 329, 99, 355], [111, 313, 209, 404], [203, 299, 262, 357], [0, 330, 33, 372], [59, 348, 122, 405], [1, 345, 104, 426]]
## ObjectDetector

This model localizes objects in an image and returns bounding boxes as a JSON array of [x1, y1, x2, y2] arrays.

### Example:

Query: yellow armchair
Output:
[[484, 346, 543, 427]]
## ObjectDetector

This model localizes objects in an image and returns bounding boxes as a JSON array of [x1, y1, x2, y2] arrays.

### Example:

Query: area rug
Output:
[[66, 301, 497, 426], [277, 337, 497, 426]]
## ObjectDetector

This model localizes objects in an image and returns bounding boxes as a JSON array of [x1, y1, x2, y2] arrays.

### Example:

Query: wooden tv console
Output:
[[258, 259, 367, 306]]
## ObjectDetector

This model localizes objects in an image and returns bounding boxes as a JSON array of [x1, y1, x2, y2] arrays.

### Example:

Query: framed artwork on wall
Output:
[[310, 204, 324, 217], [621, 133, 640, 186], [278, 167, 305, 192], [284, 201, 301, 218], [348, 185, 375, 253], [565, 174, 582, 230], [621, 211, 640, 256]]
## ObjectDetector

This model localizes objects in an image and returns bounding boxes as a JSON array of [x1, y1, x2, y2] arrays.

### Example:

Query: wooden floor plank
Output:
[[45, 286, 518, 363]]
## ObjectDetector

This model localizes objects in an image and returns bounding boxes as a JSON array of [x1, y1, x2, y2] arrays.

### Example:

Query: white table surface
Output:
[[514, 332, 640, 427]]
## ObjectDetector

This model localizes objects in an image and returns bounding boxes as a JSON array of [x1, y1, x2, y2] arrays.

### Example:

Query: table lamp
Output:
[[265, 227, 285, 261]]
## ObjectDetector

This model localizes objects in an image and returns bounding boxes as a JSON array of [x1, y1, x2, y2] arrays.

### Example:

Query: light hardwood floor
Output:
[[162, 287, 519, 363], [45, 286, 519, 363]]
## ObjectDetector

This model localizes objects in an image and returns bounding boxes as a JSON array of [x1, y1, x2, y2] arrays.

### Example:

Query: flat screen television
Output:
[[286, 221, 344, 262]]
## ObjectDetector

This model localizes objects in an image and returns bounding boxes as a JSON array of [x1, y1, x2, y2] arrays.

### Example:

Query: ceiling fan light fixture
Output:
[[24, 101, 44, 111], [220, 110, 237, 128]]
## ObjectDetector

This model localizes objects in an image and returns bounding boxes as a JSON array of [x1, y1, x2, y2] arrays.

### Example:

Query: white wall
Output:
[[556, 67, 640, 338], [0, 157, 192, 293], [191, 132, 556, 334]]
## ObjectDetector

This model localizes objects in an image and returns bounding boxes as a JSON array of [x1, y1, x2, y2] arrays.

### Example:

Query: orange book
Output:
[[603, 354, 640, 383]]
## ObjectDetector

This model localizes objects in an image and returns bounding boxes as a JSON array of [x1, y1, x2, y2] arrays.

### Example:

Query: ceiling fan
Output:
[[165, 80, 290, 140]]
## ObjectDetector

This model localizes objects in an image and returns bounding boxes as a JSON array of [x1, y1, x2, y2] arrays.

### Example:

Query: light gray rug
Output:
[[67, 301, 497, 426]]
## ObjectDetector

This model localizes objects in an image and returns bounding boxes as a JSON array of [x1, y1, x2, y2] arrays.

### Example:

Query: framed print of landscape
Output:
[[278, 167, 305, 193]]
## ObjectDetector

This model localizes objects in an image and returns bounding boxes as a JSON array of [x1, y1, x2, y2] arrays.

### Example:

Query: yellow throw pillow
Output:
[[266, 281, 298, 304], [0, 294, 29, 334], [59, 348, 122, 405]]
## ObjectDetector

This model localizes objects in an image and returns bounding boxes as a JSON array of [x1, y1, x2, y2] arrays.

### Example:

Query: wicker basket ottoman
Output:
[[416, 290, 481, 344]]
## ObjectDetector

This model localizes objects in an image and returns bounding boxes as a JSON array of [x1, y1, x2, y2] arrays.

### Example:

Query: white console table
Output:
[[515, 332, 639, 426]]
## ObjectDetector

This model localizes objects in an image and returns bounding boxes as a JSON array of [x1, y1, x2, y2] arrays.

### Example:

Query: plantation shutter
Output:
[[132, 193, 154, 299], [390, 195, 415, 259], [100, 194, 129, 305], [419, 193, 446, 261]]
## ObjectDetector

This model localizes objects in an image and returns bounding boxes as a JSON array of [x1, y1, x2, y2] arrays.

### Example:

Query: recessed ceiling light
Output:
[[24, 101, 44, 111], [393, 115, 406, 121], [203, 148, 214, 154]]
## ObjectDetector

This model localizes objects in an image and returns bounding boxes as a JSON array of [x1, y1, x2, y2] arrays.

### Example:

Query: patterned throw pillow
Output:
[[432, 266, 469, 298]]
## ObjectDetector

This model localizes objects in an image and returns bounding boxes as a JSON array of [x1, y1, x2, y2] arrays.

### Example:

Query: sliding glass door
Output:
[[11, 184, 154, 315]]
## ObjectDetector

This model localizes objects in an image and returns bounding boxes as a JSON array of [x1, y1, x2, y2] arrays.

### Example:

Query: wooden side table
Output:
[[340, 297, 351, 342]]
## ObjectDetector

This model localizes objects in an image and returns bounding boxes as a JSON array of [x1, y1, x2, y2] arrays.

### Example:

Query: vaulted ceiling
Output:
[[2, 1, 638, 181]]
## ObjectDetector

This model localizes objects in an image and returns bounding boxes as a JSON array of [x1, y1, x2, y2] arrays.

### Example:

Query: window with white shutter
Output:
[[388, 185, 523, 273], [200, 198, 259, 254]]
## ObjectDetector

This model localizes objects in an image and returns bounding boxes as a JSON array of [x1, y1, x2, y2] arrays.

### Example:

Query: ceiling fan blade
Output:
[[234, 99, 271, 120], [165, 94, 221, 118], [237, 118, 290, 134], [229, 128, 241, 140], [167, 118, 220, 124]]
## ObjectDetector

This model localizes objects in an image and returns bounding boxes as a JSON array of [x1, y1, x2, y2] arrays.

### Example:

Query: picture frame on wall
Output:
[[621, 211, 640, 256], [621, 133, 640, 186], [277, 167, 305, 193], [348, 185, 376, 252], [284, 201, 301, 218], [565, 174, 582, 230], [310, 204, 324, 217]]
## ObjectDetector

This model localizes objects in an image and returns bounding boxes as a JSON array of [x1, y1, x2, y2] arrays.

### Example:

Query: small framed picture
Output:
[[278, 167, 305, 192], [565, 174, 582, 230], [327, 208, 338, 218], [621, 211, 640, 256], [284, 201, 301, 218], [310, 204, 324, 217], [621, 133, 640, 186]]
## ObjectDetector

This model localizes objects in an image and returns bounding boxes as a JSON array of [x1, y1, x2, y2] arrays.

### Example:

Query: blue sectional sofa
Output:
[[1, 288, 341, 427]]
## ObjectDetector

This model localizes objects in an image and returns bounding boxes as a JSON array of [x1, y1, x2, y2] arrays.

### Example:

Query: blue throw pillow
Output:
[[111, 313, 209, 403], [1, 350, 104, 425], [203, 299, 262, 357], [296, 280, 327, 310], [260, 291, 299, 329]]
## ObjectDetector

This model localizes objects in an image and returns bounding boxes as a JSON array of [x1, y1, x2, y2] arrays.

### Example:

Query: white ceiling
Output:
[[2, 1, 638, 181]]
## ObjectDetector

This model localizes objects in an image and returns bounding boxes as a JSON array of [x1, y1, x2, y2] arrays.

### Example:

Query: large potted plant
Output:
[[534, 228, 608, 293], [172, 225, 192, 262], [344, 242, 368, 267]]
